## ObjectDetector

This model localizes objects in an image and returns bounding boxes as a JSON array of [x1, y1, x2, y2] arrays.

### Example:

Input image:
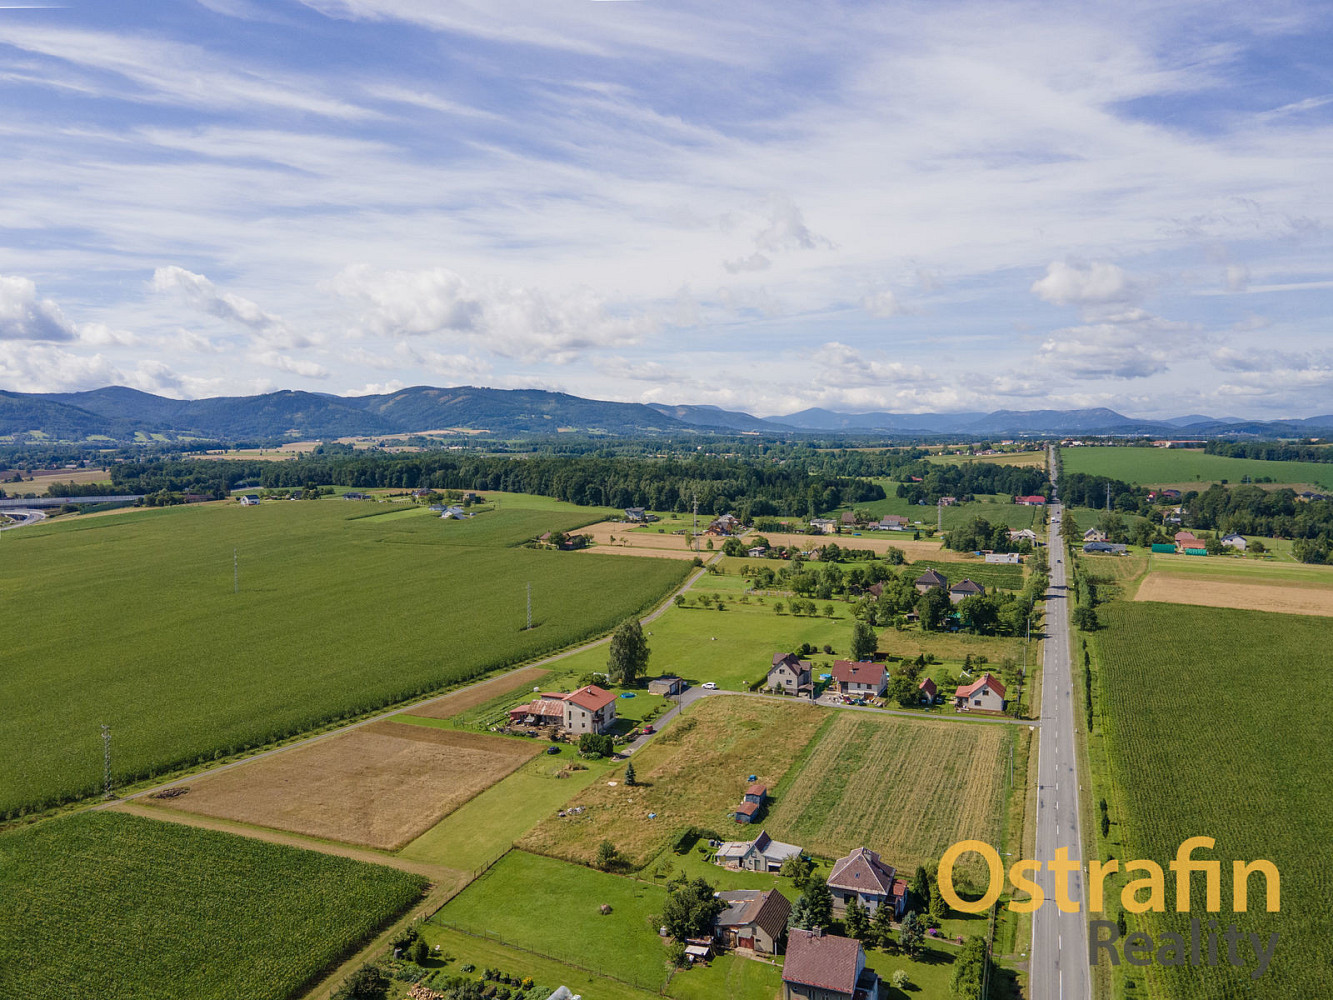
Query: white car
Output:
[[701, 682, 718, 690]]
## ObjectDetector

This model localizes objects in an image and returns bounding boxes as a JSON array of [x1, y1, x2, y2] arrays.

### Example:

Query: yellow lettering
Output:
[[1050, 847, 1081, 914], [1121, 860, 1165, 914], [938, 840, 1003, 914], [1169, 837, 1220, 912], [1233, 860, 1280, 913], [1088, 859, 1119, 914], [1008, 859, 1045, 914]]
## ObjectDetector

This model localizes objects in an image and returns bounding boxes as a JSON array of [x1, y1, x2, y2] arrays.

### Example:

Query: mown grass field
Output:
[[833, 491, 1048, 531], [519, 695, 827, 867], [1090, 602, 1331, 1000], [0, 811, 427, 1000], [1061, 446, 1333, 488], [433, 850, 673, 992], [0, 495, 689, 815], [765, 712, 1023, 883]]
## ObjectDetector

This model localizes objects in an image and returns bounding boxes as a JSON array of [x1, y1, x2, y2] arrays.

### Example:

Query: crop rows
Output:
[[1093, 602, 1332, 999], [0, 811, 427, 1000], [0, 501, 689, 814]]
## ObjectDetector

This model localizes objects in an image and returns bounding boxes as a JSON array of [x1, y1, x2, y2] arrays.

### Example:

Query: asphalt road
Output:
[[0, 508, 47, 531], [1030, 480, 1090, 998]]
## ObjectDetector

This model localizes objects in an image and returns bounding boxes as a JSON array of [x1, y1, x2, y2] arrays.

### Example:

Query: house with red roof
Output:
[[954, 673, 1007, 712], [782, 929, 878, 1000], [507, 684, 619, 734], [1015, 495, 1047, 505], [918, 677, 938, 704], [831, 661, 886, 698], [827, 847, 908, 919]]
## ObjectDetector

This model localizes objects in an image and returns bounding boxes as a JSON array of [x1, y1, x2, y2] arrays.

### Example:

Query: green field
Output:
[[1062, 446, 1333, 488], [834, 490, 1047, 531], [0, 811, 427, 1000], [433, 850, 673, 992], [1089, 602, 1330, 999], [0, 496, 689, 814]]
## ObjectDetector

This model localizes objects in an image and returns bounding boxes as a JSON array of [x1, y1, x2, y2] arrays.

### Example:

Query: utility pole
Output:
[[692, 493, 699, 551], [1106, 481, 1112, 512], [937, 500, 943, 533], [101, 723, 114, 800], [525, 581, 532, 630]]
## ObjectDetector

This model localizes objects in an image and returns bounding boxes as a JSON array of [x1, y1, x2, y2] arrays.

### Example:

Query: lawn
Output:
[[831, 493, 1047, 531], [432, 850, 672, 992], [765, 712, 1024, 884], [0, 811, 427, 1000], [1088, 602, 1332, 999], [398, 746, 612, 871], [0, 495, 689, 815], [519, 695, 827, 868], [1061, 445, 1333, 488]]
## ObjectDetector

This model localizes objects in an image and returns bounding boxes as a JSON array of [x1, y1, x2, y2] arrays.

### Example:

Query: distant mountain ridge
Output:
[[2, 385, 1332, 442]]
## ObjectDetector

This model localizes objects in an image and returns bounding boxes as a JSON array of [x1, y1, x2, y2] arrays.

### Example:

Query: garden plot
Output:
[[160, 721, 540, 850]]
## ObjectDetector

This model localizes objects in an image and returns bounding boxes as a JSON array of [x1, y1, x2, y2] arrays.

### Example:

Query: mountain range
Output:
[[2, 385, 1331, 442]]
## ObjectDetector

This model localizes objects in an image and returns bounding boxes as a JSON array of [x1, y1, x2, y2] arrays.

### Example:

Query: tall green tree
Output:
[[870, 900, 896, 947], [845, 897, 870, 940], [898, 910, 924, 957], [850, 620, 878, 661], [802, 876, 834, 929], [662, 876, 726, 940], [949, 936, 991, 1000], [607, 617, 650, 685]]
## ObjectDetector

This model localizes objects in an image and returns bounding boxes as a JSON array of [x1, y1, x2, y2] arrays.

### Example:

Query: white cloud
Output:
[[1032, 261, 1136, 307], [1036, 313, 1194, 379], [861, 289, 909, 318], [1224, 264, 1249, 292], [151, 266, 311, 348], [251, 350, 329, 379], [817, 341, 928, 387], [0, 275, 78, 341], [331, 265, 654, 363], [722, 252, 771, 274]]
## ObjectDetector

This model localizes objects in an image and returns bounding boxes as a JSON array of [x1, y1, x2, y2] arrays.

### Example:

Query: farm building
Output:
[[782, 929, 877, 1000], [768, 653, 813, 696], [808, 517, 837, 534], [731, 801, 762, 824], [1173, 531, 1198, 547], [1151, 543, 1176, 553], [948, 579, 985, 604], [647, 676, 686, 697], [713, 889, 791, 955], [840, 512, 858, 526], [1183, 543, 1209, 556], [714, 830, 803, 872], [1221, 534, 1247, 551], [827, 847, 908, 918], [624, 507, 653, 522], [914, 567, 948, 594], [1083, 542, 1128, 555], [955, 673, 1007, 712], [507, 685, 618, 734], [1009, 528, 1039, 544], [876, 514, 909, 530], [985, 552, 1021, 564], [1014, 495, 1047, 505], [747, 546, 768, 558], [1083, 528, 1107, 542], [238, 495, 260, 506], [831, 661, 886, 698]]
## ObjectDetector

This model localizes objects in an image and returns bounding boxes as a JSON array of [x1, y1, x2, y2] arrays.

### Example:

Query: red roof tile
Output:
[[746, 783, 767, 797], [955, 672, 1006, 700], [566, 685, 618, 712], [828, 847, 896, 896], [734, 801, 761, 817], [832, 661, 885, 686]]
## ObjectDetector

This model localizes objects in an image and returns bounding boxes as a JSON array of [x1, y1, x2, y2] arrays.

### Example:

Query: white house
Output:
[[1221, 534, 1247, 551]]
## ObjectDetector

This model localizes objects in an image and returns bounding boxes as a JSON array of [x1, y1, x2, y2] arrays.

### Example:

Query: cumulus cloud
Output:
[[251, 350, 329, 379], [754, 196, 831, 253], [1036, 313, 1193, 379], [152, 266, 310, 347], [331, 265, 653, 363], [1031, 261, 1136, 307], [0, 275, 79, 341]]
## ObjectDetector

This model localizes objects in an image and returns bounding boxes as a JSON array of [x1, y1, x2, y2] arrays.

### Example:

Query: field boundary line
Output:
[[88, 555, 713, 816]]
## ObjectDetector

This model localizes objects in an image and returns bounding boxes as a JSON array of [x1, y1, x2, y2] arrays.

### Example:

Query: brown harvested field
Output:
[[760, 532, 957, 561], [575, 520, 702, 559], [765, 712, 1015, 881], [159, 721, 541, 850], [518, 695, 826, 868], [1134, 574, 1333, 617], [15, 468, 113, 491], [408, 666, 551, 720]]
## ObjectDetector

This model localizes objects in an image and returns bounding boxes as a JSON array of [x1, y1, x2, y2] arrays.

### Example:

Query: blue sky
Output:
[[1, 1, 1331, 418]]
